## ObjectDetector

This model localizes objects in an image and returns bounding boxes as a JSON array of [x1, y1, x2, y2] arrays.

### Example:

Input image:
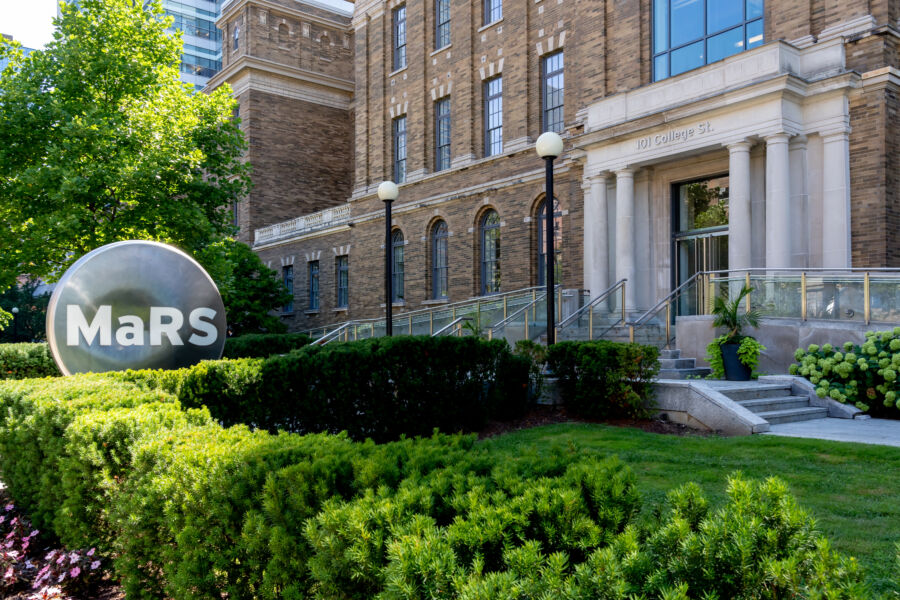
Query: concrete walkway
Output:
[[763, 417, 900, 447]]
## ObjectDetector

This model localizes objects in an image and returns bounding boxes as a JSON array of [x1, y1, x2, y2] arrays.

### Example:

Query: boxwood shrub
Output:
[[548, 340, 660, 419], [221, 332, 311, 359], [0, 373, 872, 599], [0, 342, 60, 379], [122, 336, 531, 441]]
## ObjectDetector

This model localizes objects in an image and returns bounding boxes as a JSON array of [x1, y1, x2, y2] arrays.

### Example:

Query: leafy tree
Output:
[[0, 0, 251, 294], [0, 278, 52, 342], [197, 239, 291, 336]]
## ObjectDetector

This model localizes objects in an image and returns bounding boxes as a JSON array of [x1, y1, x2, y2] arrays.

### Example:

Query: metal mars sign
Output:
[[46, 241, 227, 375]]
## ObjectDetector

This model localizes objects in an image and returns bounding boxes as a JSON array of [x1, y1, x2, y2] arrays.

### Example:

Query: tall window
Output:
[[435, 0, 451, 49], [653, 0, 764, 82], [431, 221, 449, 299], [537, 198, 563, 287], [392, 230, 405, 302], [542, 51, 564, 134], [308, 261, 319, 310], [393, 116, 407, 183], [282, 265, 294, 313], [480, 210, 500, 295], [392, 5, 407, 70], [484, 77, 503, 157], [435, 97, 451, 172], [336, 256, 349, 308], [484, 0, 502, 24], [233, 23, 240, 51]]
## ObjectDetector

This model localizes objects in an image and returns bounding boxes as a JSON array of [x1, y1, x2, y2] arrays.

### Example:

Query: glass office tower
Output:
[[151, 0, 223, 89]]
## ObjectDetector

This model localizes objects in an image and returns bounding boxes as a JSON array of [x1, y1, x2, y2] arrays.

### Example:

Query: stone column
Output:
[[727, 141, 753, 274], [582, 173, 609, 298], [789, 135, 809, 268], [765, 133, 791, 269], [615, 168, 636, 311], [821, 131, 852, 268]]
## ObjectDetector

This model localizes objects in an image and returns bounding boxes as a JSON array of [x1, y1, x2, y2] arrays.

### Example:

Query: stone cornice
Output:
[[206, 54, 354, 97], [219, 0, 352, 31]]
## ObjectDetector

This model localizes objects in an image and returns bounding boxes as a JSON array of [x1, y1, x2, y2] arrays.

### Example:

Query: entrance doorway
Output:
[[672, 175, 729, 314]]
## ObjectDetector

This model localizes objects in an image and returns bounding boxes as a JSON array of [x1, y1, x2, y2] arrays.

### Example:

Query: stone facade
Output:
[[207, 0, 900, 333]]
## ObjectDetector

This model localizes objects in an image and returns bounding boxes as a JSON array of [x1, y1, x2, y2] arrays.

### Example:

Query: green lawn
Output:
[[481, 424, 900, 596]]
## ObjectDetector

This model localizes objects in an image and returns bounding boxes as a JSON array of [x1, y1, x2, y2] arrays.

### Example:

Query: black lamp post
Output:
[[10, 307, 18, 343], [536, 132, 564, 346], [377, 181, 399, 336]]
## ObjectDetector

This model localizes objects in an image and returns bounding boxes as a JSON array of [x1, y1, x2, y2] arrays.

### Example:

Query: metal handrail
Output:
[[490, 290, 550, 331], [311, 322, 357, 346], [558, 279, 627, 328], [628, 273, 702, 327], [432, 317, 473, 337]]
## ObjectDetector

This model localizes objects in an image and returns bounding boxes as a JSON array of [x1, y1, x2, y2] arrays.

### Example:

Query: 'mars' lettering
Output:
[[66, 305, 218, 347]]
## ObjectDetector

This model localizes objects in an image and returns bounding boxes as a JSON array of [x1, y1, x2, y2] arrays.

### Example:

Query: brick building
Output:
[[208, 0, 900, 337]]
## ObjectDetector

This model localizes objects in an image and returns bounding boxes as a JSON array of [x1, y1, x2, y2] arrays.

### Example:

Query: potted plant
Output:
[[706, 285, 766, 380]]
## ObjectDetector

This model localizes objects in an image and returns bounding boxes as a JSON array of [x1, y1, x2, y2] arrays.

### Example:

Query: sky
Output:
[[0, 0, 58, 50]]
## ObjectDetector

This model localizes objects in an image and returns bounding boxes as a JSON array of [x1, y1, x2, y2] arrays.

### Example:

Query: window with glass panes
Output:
[[537, 198, 563, 286], [233, 24, 240, 51], [431, 221, 449, 299], [392, 5, 407, 71], [435, 97, 451, 172], [393, 116, 407, 183], [336, 256, 349, 308], [484, 0, 502, 25], [282, 265, 294, 313], [435, 0, 450, 49], [484, 77, 503, 157], [308, 261, 319, 310], [653, 0, 763, 82], [480, 211, 501, 295], [392, 230, 405, 302], [542, 51, 564, 134]]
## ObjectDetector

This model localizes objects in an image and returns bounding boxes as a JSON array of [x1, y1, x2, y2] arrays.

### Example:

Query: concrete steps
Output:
[[717, 383, 827, 425], [657, 349, 712, 379]]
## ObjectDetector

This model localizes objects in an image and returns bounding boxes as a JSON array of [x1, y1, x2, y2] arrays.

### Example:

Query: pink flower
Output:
[[5, 503, 14, 512], [69, 566, 80, 578], [4, 566, 14, 580], [86, 548, 95, 557], [90, 561, 100, 570], [56, 573, 64, 583], [56, 555, 65, 564], [29, 530, 39, 538], [45, 551, 56, 561]]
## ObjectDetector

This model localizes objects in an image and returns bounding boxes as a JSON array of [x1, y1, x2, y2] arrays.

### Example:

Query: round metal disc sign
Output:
[[46, 240, 227, 375]]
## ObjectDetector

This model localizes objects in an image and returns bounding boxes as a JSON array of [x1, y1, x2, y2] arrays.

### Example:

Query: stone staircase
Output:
[[658, 349, 711, 379], [717, 382, 827, 424]]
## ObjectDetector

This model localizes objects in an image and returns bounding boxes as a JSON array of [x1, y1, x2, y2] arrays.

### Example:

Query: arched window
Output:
[[537, 197, 563, 286], [431, 221, 449, 299], [392, 229, 405, 302], [233, 23, 240, 51], [480, 210, 500, 295]]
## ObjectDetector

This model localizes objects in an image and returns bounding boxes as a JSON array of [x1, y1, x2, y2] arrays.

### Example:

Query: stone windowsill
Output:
[[332, 307, 348, 313], [477, 19, 503, 33], [430, 44, 451, 57], [304, 309, 320, 315], [389, 65, 408, 77]]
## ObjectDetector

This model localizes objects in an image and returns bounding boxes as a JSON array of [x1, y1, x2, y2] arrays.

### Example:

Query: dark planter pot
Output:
[[721, 342, 751, 381]]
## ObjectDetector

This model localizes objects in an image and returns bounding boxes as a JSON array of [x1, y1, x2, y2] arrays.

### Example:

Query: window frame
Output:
[[435, 0, 451, 50], [308, 260, 320, 311], [392, 115, 407, 183], [652, 0, 764, 82], [282, 265, 294, 314], [434, 97, 451, 172], [536, 197, 563, 287], [392, 5, 407, 71], [336, 255, 349, 308], [392, 230, 405, 302], [232, 23, 240, 51], [541, 50, 565, 134], [431, 220, 449, 299], [484, 0, 502, 25], [483, 76, 503, 157], [480, 210, 501, 296]]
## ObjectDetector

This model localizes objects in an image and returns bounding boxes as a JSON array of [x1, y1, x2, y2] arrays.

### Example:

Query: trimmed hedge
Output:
[[221, 332, 311, 359], [0, 343, 60, 379], [121, 336, 532, 441], [0, 373, 871, 599], [548, 340, 660, 419]]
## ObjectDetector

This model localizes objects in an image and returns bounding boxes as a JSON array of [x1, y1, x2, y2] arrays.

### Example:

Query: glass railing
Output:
[[488, 293, 549, 345], [557, 279, 628, 342], [626, 269, 900, 348]]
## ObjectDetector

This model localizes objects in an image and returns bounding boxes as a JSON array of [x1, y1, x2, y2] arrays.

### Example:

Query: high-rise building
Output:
[[152, 0, 223, 89]]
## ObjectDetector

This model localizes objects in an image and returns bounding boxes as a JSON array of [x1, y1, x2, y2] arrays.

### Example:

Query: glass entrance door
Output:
[[672, 175, 729, 315]]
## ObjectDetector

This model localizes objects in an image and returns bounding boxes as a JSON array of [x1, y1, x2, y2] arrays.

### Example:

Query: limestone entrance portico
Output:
[[576, 38, 856, 312]]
